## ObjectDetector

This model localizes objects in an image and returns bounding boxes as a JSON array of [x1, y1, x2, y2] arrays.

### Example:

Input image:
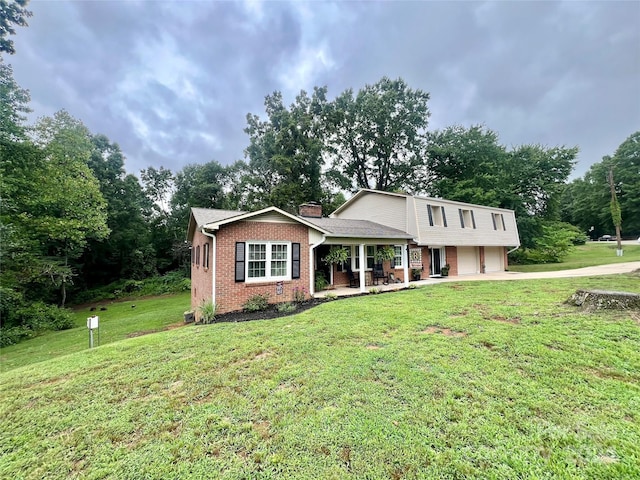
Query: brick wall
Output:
[[191, 230, 213, 315], [212, 221, 311, 314], [445, 246, 458, 276]]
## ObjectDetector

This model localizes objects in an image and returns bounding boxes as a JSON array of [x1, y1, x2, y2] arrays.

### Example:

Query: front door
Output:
[[430, 248, 444, 276]]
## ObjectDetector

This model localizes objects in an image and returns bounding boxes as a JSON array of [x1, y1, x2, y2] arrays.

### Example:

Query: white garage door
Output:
[[457, 247, 478, 275], [484, 247, 504, 272]]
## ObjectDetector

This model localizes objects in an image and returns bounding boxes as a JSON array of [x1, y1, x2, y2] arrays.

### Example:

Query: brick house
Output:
[[187, 190, 520, 316], [187, 203, 413, 315]]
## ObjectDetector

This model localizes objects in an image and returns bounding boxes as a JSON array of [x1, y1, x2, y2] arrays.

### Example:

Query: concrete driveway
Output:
[[435, 261, 640, 282], [315, 261, 640, 298]]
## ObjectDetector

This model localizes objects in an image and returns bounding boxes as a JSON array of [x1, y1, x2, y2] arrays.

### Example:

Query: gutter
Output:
[[507, 246, 520, 255]]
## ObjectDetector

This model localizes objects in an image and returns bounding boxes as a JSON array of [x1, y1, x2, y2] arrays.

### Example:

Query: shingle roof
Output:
[[188, 207, 413, 241], [301, 217, 413, 239], [191, 207, 246, 227]]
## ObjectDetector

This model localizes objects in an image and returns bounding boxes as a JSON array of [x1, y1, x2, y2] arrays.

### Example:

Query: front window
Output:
[[270, 244, 288, 277], [393, 245, 404, 268], [247, 242, 289, 281], [366, 245, 376, 269]]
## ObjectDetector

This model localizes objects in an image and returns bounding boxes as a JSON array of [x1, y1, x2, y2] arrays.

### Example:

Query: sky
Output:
[[7, 0, 640, 179]]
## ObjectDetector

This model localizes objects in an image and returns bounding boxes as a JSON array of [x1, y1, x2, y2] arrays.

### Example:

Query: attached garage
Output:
[[457, 246, 479, 275], [484, 247, 504, 272]]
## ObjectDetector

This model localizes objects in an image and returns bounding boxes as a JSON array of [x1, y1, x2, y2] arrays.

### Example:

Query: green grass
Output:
[[508, 243, 640, 272], [1, 275, 639, 479], [0, 292, 190, 372]]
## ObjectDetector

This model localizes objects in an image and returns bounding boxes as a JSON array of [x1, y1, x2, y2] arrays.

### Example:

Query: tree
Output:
[[82, 134, 155, 285], [243, 88, 328, 213], [562, 131, 640, 238], [140, 165, 174, 215], [326, 77, 430, 192], [0, 59, 29, 140], [424, 125, 507, 205], [0, 0, 32, 55], [28, 110, 109, 305]]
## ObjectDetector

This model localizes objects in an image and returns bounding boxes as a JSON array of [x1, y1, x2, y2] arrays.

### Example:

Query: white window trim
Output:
[[246, 241, 291, 283]]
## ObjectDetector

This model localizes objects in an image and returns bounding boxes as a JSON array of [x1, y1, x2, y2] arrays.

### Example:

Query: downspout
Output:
[[507, 246, 519, 255], [202, 229, 216, 307]]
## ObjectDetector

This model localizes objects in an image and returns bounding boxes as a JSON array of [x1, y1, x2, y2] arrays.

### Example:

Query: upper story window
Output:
[[196, 245, 201, 266], [247, 242, 289, 281], [427, 205, 447, 227], [459, 209, 476, 229], [492, 213, 506, 231]]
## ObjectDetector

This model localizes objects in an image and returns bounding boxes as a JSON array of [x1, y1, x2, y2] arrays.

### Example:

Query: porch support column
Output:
[[403, 244, 409, 288], [359, 243, 366, 293]]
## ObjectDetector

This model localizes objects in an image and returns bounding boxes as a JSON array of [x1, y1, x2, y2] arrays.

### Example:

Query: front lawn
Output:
[[1, 276, 639, 478], [0, 292, 190, 372], [508, 243, 640, 272]]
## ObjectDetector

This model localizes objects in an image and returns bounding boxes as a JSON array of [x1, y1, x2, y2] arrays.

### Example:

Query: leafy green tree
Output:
[[82, 134, 155, 286], [0, 60, 29, 140], [326, 77, 430, 192], [243, 88, 328, 213], [562, 132, 640, 237], [140, 165, 174, 215], [424, 125, 507, 206], [28, 110, 109, 305], [0, 0, 32, 55]]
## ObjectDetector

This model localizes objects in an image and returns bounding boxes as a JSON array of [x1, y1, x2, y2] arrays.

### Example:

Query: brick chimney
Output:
[[299, 202, 322, 218]]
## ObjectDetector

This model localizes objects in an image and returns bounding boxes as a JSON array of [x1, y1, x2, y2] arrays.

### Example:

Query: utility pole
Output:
[[608, 167, 623, 256]]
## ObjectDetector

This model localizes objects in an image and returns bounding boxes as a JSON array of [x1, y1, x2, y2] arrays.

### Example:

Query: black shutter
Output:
[[501, 215, 506, 231], [235, 242, 245, 282], [442, 206, 448, 227], [459, 209, 464, 227], [471, 210, 476, 229], [292, 243, 300, 279], [492, 213, 497, 230], [427, 205, 433, 226]]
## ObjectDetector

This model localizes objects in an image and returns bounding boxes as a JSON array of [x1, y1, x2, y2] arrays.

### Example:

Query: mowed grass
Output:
[[0, 292, 190, 371], [1, 276, 639, 479], [508, 243, 640, 272]]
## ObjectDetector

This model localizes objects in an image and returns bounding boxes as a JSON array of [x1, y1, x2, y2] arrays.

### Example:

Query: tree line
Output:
[[1, 2, 638, 344]]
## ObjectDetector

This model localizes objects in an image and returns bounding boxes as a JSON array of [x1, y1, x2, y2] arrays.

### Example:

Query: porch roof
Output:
[[301, 217, 413, 240]]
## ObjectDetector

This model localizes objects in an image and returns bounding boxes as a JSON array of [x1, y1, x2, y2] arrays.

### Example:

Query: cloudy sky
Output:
[[8, 0, 640, 178]]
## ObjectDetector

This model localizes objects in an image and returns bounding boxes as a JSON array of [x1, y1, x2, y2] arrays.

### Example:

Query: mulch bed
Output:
[[212, 297, 333, 323]]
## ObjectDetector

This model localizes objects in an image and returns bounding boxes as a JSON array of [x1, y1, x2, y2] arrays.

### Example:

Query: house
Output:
[[331, 189, 520, 277], [187, 203, 413, 316], [187, 190, 520, 316]]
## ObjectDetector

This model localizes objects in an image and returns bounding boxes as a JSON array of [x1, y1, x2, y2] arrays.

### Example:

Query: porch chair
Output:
[[373, 263, 387, 285], [346, 266, 359, 288]]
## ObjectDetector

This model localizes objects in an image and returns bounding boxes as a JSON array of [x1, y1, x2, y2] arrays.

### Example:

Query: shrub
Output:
[[197, 301, 217, 324], [0, 326, 32, 347], [369, 287, 381, 294], [292, 286, 307, 303], [276, 302, 297, 313], [324, 292, 338, 300], [314, 271, 328, 292], [243, 294, 270, 312]]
